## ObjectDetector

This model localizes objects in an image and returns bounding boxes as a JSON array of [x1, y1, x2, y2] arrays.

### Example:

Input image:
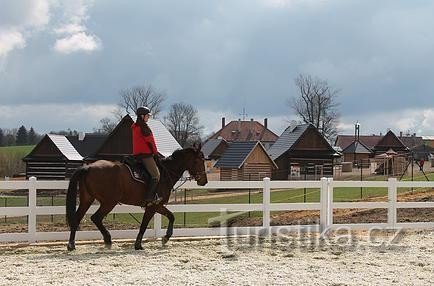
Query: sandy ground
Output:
[[0, 231, 432, 286]]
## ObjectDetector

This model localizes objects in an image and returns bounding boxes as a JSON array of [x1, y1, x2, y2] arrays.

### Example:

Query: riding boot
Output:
[[144, 178, 162, 207]]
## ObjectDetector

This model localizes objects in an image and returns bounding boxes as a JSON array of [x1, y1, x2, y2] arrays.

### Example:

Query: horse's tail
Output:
[[66, 166, 89, 228]]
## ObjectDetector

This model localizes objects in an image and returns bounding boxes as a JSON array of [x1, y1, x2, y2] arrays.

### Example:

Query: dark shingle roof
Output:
[[67, 134, 108, 157], [342, 140, 373, 154], [201, 138, 227, 159], [214, 141, 259, 168], [267, 124, 310, 160]]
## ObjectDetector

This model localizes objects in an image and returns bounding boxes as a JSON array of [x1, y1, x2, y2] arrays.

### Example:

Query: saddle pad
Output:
[[124, 164, 146, 184]]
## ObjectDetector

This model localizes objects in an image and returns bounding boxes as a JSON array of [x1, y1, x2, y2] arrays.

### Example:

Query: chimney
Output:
[[400, 131, 403, 138], [221, 117, 225, 129], [264, 118, 268, 129], [78, 132, 85, 141]]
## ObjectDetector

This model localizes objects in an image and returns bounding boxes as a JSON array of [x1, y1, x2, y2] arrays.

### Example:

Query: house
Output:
[[23, 134, 83, 180], [66, 133, 108, 159], [207, 117, 278, 150], [86, 115, 181, 162], [201, 138, 229, 172], [341, 140, 373, 163], [335, 131, 420, 156], [267, 123, 338, 180], [23, 114, 181, 179], [214, 141, 277, 181]]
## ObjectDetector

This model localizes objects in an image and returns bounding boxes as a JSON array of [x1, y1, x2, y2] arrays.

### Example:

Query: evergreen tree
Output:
[[0, 128, 4, 146], [27, 127, 37, 145], [16, 125, 28, 145]]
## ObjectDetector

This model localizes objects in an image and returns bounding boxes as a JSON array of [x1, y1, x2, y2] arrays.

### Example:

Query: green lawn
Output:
[[0, 145, 34, 156]]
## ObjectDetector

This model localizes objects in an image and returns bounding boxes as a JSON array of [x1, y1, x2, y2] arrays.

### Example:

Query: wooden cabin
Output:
[[88, 114, 181, 162], [23, 115, 181, 179], [268, 123, 339, 180], [23, 134, 83, 180], [201, 138, 229, 172], [214, 141, 277, 181]]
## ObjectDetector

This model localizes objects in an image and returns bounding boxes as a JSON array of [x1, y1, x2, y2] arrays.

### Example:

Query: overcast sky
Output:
[[1, 0, 434, 138]]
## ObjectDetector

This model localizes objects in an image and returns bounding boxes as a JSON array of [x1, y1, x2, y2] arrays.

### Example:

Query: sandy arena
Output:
[[0, 230, 432, 285]]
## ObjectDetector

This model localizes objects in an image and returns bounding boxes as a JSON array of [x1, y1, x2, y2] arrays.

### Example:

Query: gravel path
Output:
[[0, 231, 433, 286]]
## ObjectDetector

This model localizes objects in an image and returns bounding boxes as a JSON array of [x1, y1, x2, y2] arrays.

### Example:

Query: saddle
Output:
[[122, 155, 151, 184]]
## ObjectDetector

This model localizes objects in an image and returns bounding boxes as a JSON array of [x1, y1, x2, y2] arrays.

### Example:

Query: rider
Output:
[[131, 106, 162, 206]]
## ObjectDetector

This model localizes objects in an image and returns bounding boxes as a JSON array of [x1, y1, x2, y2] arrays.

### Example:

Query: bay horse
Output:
[[65, 145, 208, 251]]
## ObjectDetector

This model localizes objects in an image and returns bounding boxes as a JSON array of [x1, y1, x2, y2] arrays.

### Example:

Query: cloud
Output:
[[53, 32, 100, 54], [0, 29, 26, 57], [0, 0, 50, 59], [53, 0, 101, 54], [339, 108, 434, 136]]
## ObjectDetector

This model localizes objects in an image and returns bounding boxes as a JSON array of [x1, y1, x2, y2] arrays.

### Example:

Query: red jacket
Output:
[[131, 123, 158, 156]]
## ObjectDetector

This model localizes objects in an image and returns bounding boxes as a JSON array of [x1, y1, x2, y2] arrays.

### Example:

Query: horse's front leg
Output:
[[156, 205, 175, 246], [135, 208, 156, 250]]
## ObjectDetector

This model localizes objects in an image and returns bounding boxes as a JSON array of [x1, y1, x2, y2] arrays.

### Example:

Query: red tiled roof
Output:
[[209, 120, 278, 142]]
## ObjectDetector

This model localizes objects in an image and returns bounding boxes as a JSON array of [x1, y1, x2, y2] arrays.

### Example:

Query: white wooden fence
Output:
[[0, 177, 433, 243]]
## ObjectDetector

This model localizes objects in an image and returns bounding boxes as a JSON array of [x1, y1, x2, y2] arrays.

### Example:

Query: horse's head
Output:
[[186, 142, 208, 186]]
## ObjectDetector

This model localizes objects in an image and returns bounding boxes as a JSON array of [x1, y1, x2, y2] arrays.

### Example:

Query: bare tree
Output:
[[94, 117, 118, 134], [288, 74, 340, 141], [164, 103, 203, 147], [119, 84, 166, 118]]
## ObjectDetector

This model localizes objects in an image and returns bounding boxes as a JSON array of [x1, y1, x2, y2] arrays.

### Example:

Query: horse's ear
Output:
[[193, 142, 202, 152]]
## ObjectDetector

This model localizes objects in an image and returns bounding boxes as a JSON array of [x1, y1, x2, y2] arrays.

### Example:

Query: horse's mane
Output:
[[163, 147, 194, 162]]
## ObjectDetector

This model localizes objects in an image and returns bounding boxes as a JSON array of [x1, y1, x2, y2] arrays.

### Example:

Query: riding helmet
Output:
[[136, 106, 151, 116]]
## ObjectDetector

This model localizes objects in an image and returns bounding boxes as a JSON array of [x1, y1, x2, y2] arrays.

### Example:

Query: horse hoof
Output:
[[162, 237, 169, 246], [134, 244, 143, 250], [67, 243, 75, 251], [105, 243, 112, 249]]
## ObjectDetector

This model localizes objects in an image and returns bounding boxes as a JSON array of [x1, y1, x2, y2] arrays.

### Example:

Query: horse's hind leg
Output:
[[91, 203, 116, 248], [67, 191, 94, 251], [157, 206, 175, 246]]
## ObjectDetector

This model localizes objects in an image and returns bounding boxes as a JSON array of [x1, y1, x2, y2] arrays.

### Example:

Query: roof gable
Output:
[[94, 115, 181, 158], [342, 140, 373, 154], [201, 138, 228, 159], [147, 119, 182, 157], [215, 141, 276, 169], [267, 124, 309, 160], [374, 130, 407, 151], [24, 134, 83, 161], [209, 120, 278, 142]]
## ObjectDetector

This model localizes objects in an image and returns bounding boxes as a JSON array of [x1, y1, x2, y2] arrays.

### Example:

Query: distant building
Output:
[[268, 123, 338, 180], [23, 114, 181, 179], [207, 117, 278, 150], [23, 134, 83, 180], [201, 138, 229, 172], [214, 141, 277, 181]]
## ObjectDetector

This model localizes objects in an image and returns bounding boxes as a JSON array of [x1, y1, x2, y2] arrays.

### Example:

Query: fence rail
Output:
[[0, 177, 433, 243]]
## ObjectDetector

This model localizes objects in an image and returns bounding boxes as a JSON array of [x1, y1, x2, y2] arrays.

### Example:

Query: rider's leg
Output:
[[142, 157, 161, 205]]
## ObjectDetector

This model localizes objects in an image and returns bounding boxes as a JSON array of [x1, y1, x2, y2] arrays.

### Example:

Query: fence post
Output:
[[327, 178, 333, 227], [262, 177, 271, 235], [28, 176, 37, 243], [154, 213, 162, 238], [387, 178, 397, 228], [320, 177, 330, 234]]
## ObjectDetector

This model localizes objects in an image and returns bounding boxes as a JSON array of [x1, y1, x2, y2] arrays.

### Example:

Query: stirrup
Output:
[[142, 195, 162, 208]]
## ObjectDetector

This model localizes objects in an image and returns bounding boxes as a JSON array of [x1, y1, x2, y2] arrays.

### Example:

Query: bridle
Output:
[[190, 170, 207, 182]]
